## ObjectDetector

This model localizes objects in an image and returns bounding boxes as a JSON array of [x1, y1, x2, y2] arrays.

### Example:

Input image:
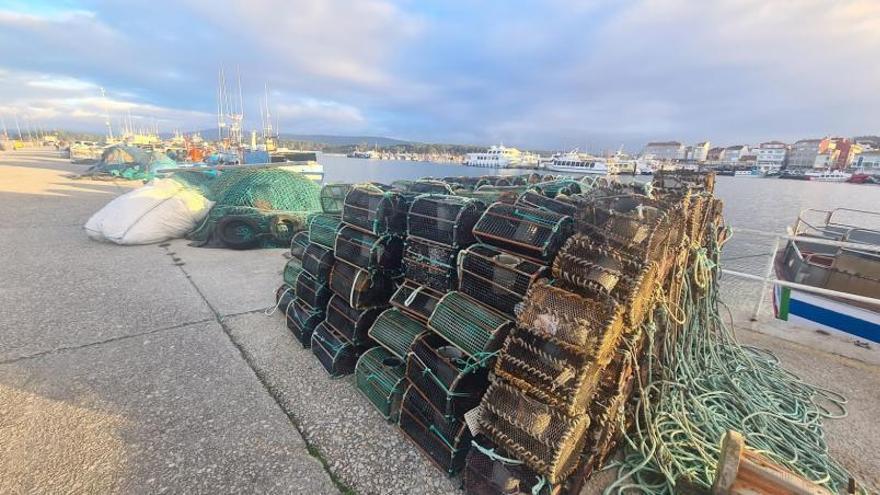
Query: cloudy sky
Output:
[[1, 0, 878, 150]]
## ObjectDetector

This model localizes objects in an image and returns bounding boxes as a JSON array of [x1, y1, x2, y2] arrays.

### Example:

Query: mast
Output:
[[14, 114, 22, 140], [100, 87, 114, 141]]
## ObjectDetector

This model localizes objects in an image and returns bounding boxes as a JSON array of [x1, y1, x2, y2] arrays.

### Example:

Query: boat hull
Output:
[[773, 284, 880, 343]]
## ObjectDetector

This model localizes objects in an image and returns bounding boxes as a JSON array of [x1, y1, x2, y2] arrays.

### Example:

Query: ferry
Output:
[[773, 208, 880, 343], [545, 150, 611, 175], [464, 145, 539, 168], [805, 170, 852, 182]]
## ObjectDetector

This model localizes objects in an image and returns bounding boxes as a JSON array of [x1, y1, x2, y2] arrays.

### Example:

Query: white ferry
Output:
[[546, 150, 610, 175], [464, 145, 539, 168], [805, 170, 852, 182]]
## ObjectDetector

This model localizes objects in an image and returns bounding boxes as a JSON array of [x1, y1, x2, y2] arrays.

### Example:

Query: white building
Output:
[[754, 141, 787, 172], [723, 145, 750, 164], [642, 141, 685, 160], [689, 141, 710, 162], [852, 150, 880, 171], [787, 139, 823, 169]]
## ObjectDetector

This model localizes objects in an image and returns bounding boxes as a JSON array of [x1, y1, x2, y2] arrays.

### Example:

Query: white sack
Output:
[[84, 178, 214, 245]]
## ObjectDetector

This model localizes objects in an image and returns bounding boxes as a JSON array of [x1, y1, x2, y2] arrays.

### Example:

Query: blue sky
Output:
[[1, 0, 878, 150]]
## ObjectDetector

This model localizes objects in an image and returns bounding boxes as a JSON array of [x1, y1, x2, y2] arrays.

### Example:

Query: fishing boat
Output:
[[805, 169, 852, 182], [464, 145, 539, 168], [734, 168, 764, 178], [773, 208, 880, 343], [545, 149, 610, 174]]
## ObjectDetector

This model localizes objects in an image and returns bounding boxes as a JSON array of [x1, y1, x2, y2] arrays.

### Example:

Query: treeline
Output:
[[279, 140, 486, 155]]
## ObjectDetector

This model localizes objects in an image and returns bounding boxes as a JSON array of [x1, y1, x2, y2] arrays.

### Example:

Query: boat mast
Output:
[[100, 87, 114, 141]]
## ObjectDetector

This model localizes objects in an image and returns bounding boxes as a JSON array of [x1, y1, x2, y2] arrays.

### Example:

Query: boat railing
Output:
[[721, 226, 880, 321], [794, 207, 880, 236]]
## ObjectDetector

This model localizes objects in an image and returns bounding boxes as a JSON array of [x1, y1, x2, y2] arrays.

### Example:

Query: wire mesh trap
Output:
[[290, 230, 310, 260], [368, 308, 429, 360], [533, 179, 582, 198], [574, 195, 671, 263], [311, 321, 362, 377], [301, 242, 335, 283], [320, 183, 352, 214], [286, 297, 324, 348], [406, 194, 485, 247], [406, 332, 490, 418], [428, 291, 514, 358], [460, 185, 531, 205], [329, 259, 396, 310], [457, 243, 549, 317], [479, 379, 590, 484], [294, 271, 332, 309], [651, 170, 715, 195], [324, 294, 384, 347], [308, 213, 342, 249], [403, 237, 459, 292], [389, 280, 444, 323], [398, 385, 473, 475], [283, 258, 304, 287], [342, 185, 408, 235], [463, 437, 560, 495], [408, 180, 455, 195], [334, 224, 404, 272], [472, 203, 573, 263], [275, 284, 296, 315], [355, 346, 409, 421], [515, 190, 578, 217]]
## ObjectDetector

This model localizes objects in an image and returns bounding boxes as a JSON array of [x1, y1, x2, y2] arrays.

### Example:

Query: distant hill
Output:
[[182, 129, 413, 147]]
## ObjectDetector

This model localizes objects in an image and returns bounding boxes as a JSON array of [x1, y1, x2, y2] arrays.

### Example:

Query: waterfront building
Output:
[[641, 141, 685, 160], [851, 150, 880, 171], [787, 138, 824, 169], [722, 145, 750, 164], [690, 141, 710, 162], [755, 141, 787, 173], [706, 147, 725, 162]]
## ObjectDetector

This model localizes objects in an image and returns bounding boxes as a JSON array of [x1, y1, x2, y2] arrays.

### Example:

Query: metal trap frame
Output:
[[290, 230, 310, 260], [389, 280, 444, 323], [428, 291, 514, 358], [355, 346, 409, 421], [308, 213, 342, 249], [285, 297, 324, 348], [515, 190, 578, 217], [457, 243, 549, 317], [398, 385, 473, 476], [333, 224, 404, 272], [403, 236, 459, 292], [408, 180, 455, 195], [283, 259, 304, 287], [301, 242, 335, 283], [406, 332, 490, 418], [342, 185, 408, 235], [406, 194, 485, 248], [533, 179, 582, 198], [472, 203, 573, 263], [311, 321, 362, 377], [324, 294, 384, 347], [367, 308, 429, 360], [462, 437, 561, 495], [329, 259, 396, 310], [294, 271, 332, 310], [320, 183, 352, 215]]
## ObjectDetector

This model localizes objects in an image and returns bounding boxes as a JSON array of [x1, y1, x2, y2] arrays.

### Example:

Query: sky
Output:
[[0, 0, 878, 151]]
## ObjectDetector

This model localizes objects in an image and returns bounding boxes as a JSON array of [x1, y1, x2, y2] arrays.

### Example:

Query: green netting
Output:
[[355, 346, 408, 421], [308, 213, 342, 249], [368, 308, 428, 359], [283, 258, 304, 286], [428, 291, 513, 357]]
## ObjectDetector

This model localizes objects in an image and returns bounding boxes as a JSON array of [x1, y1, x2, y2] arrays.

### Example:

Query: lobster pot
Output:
[[534, 179, 582, 198], [518, 282, 624, 358], [463, 438, 560, 495], [368, 308, 428, 359], [283, 258, 304, 287], [355, 346, 409, 421], [324, 294, 384, 347], [408, 180, 454, 195], [275, 284, 296, 313], [329, 260, 395, 310], [457, 244, 548, 317], [295, 271, 332, 309], [390, 280, 443, 323], [308, 213, 342, 249], [311, 321, 361, 377], [428, 291, 514, 357], [399, 386, 473, 475], [342, 185, 408, 235], [403, 237, 459, 292], [552, 235, 659, 327], [494, 326, 599, 417], [286, 298, 324, 348], [479, 380, 590, 484], [575, 196, 671, 263], [406, 332, 489, 418], [472, 203, 573, 263], [302, 242, 335, 283], [463, 186, 530, 205], [652, 170, 715, 195], [334, 225, 404, 272], [515, 190, 577, 217], [320, 183, 352, 214], [407, 195, 485, 247], [290, 230, 310, 260]]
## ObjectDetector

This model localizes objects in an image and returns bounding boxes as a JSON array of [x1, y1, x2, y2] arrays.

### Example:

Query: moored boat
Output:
[[805, 169, 852, 182]]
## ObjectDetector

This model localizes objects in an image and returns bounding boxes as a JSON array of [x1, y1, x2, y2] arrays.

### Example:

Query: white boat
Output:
[[464, 145, 539, 168], [545, 150, 610, 175], [734, 168, 764, 178], [773, 208, 879, 343], [805, 170, 852, 182]]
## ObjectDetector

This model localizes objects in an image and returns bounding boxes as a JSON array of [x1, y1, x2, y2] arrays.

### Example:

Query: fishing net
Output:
[[457, 244, 549, 317], [286, 297, 324, 348], [329, 259, 396, 310], [479, 378, 590, 484], [367, 308, 428, 359], [283, 258, 304, 287], [399, 385, 473, 475], [308, 213, 342, 249], [294, 271, 331, 309], [324, 294, 384, 347], [320, 183, 353, 214], [403, 237, 459, 292], [290, 231, 310, 260], [472, 203, 573, 263], [389, 281, 444, 323], [407, 195, 485, 247], [301, 242, 335, 283], [311, 321, 362, 377], [428, 291, 514, 357], [462, 437, 559, 495], [355, 346, 408, 421], [334, 225, 404, 272], [406, 332, 489, 418], [342, 185, 408, 235], [515, 190, 578, 217]]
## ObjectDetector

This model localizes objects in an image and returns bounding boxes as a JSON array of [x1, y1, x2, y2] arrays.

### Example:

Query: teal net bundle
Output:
[[187, 168, 321, 248]]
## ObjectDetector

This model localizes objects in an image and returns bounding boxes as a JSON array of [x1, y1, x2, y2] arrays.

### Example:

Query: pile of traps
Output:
[[268, 172, 863, 494]]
